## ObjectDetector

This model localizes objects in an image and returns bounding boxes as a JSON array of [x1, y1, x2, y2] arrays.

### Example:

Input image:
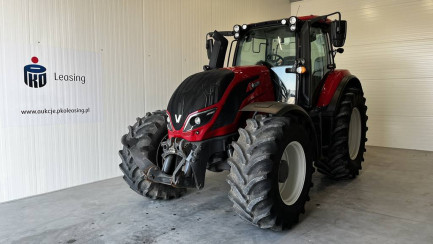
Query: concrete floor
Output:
[[1, 146, 433, 244]]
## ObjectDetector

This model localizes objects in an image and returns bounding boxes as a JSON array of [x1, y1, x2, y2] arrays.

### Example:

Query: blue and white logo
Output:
[[24, 57, 47, 88]]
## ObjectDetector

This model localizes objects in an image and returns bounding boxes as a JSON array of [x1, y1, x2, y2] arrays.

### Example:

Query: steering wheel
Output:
[[266, 54, 284, 66]]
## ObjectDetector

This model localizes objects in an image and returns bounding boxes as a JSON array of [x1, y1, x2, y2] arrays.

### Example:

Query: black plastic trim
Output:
[[188, 133, 237, 188], [326, 75, 362, 113]]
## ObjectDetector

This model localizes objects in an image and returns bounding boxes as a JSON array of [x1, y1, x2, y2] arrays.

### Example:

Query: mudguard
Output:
[[315, 70, 363, 152], [240, 101, 319, 161], [240, 101, 308, 117], [316, 69, 362, 112], [327, 75, 362, 112]]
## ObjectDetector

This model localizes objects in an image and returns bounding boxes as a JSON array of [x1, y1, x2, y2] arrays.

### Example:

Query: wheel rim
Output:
[[278, 141, 306, 206], [348, 107, 362, 160]]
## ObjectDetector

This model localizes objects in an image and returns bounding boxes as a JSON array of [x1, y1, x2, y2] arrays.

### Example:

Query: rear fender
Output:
[[327, 75, 363, 113], [316, 69, 363, 112], [240, 102, 319, 161], [316, 72, 363, 151]]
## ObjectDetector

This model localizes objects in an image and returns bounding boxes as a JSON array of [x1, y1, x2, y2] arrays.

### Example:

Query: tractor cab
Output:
[[206, 13, 347, 109]]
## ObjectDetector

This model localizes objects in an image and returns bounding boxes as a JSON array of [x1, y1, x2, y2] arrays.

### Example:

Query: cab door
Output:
[[298, 23, 332, 109], [310, 27, 331, 88]]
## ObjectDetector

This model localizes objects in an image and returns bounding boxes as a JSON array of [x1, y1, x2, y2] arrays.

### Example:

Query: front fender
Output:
[[240, 101, 309, 117], [240, 101, 319, 161]]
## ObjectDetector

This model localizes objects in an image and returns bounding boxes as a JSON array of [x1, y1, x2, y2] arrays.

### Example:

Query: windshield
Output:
[[235, 25, 296, 66], [235, 25, 297, 104]]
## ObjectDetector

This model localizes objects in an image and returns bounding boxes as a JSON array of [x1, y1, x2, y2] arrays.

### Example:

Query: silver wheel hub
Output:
[[278, 141, 306, 206], [348, 107, 362, 160]]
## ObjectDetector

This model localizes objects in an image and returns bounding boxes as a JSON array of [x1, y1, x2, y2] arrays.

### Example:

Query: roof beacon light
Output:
[[281, 19, 287, 25], [289, 16, 297, 25], [233, 25, 240, 32]]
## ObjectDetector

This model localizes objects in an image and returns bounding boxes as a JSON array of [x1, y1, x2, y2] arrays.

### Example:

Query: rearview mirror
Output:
[[331, 20, 347, 47], [206, 39, 214, 59], [208, 31, 228, 69]]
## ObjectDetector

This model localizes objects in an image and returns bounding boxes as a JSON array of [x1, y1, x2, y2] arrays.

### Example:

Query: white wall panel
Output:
[[143, 0, 183, 112], [92, 0, 146, 181], [0, 0, 146, 202], [0, 0, 290, 202], [291, 0, 433, 151]]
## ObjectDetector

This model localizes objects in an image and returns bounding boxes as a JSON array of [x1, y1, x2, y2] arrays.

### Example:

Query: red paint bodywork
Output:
[[167, 65, 275, 142], [297, 15, 331, 24], [316, 69, 351, 107]]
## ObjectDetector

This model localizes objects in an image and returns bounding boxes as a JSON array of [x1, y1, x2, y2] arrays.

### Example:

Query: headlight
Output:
[[194, 117, 201, 125], [234, 32, 240, 39], [281, 19, 287, 25], [242, 24, 248, 30], [183, 108, 217, 132]]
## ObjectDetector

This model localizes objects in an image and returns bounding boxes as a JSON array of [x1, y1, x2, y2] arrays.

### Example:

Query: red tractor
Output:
[[119, 12, 368, 230]]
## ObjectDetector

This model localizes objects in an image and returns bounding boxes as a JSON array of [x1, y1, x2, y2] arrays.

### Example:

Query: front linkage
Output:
[[146, 138, 197, 188], [131, 130, 235, 189]]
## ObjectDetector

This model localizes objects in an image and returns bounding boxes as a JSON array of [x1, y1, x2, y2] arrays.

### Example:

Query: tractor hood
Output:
[[167, 69, 235, 130]]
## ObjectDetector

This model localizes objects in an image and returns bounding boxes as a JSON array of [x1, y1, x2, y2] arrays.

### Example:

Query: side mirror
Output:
[[208, 31, 228, 69], [206, 39, 214, 59], [331, 20, 347, 47]]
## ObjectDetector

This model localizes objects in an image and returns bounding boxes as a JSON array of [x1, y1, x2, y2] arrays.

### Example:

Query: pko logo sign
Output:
[[24, 57, 47, 88]]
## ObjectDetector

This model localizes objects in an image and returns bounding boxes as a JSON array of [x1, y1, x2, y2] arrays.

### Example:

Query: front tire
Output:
[[119, 110, 186, 200], [227, 116, 313, 229]]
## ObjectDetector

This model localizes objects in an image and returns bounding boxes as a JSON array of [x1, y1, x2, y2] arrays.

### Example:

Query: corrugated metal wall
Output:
[[0, 0, 291, 202], [291, 0, 433, 151]]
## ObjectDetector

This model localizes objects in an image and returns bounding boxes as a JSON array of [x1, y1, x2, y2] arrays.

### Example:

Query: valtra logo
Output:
[[24, 57, 47, 88]]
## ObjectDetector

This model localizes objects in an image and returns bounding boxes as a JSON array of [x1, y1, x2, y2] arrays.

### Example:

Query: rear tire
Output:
[[316, 87, 368, 179], [119, 110, 186, 200], [227, 116, 313, 229]]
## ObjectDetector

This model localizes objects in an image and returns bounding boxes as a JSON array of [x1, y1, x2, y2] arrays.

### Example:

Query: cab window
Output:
[[310, 27, 330, 83]]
